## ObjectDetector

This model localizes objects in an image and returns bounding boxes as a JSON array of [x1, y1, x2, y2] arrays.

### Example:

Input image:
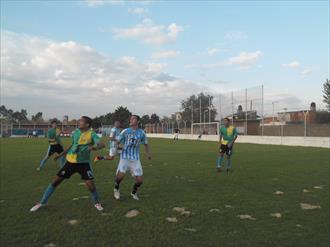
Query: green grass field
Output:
[[0, 137, 329, 247]]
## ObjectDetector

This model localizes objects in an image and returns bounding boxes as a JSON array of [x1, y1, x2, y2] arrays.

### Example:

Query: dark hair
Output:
[[131, 115, 141, 121], [224, 117, 230, 121], [50, 120, 57, 125], [81, 116, 93, 128]]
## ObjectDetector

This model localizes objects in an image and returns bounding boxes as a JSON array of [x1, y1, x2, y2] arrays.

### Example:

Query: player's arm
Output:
[[219, 133, 223, 146], [54, 145, 72, 161], [142, 132, 151, 160], [228, 128, 238, 147], [109, 129, 116, 141], [144, 144, 151, 160], [89, 132, 105, 151]]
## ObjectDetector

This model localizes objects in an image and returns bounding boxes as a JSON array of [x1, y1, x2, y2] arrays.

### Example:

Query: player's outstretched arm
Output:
[[144, 144, 151, 160], [54, 145, 72, 161], [89, 142, 105, 151]]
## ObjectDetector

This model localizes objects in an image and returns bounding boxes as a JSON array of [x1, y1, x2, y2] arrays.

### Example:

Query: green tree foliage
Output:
[[0, 105, 29, 123], [180, 93, 217, 126], [31, 112, 44, 123], [323, 79, 330, 111]]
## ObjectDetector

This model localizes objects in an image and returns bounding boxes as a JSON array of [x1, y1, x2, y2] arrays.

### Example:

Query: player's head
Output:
[[130, 115, 140, 127], [114, 120, 121, 128], [79, 116, 92, 129], [224, 117, 230, 127], [50, 120, 57, 128]]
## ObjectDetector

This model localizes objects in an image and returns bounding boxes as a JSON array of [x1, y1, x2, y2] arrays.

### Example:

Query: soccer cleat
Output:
[[30, 203, 44, 212], [94, 203, 104, 211], [114, 188, 120, 200], [131, 192, 139, 201], [36, 167, 41, 171]]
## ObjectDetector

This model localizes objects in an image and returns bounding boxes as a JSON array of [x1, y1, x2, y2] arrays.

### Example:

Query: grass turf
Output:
[[0, 137, 329, 247]]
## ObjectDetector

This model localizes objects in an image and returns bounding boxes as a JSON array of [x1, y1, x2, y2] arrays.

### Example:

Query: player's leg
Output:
[[84, 180, 103, 211], [131, 176, 143, 200], [31, 162, 74, 211], [30, 176, 65, 211], [94, 148, 116, 163], [114, 171, 125, 199], [38, 146, 52, 170], [226, 147, 233, 172], [130, 160, 143, 200], [56, 145, 66, 168], [217, 145, 225, 172], [78, 163, 103, 211], [113, 159, 128, 199]]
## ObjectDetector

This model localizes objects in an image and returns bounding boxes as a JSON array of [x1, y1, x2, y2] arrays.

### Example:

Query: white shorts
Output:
[[109, 147, 117, 157], [116, 159, 143, 177]]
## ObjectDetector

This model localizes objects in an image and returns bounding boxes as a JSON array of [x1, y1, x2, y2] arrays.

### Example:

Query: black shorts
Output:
[[220, 144, 233, 156], [48, 144, 64, 157], [57, 161, 94, 180]]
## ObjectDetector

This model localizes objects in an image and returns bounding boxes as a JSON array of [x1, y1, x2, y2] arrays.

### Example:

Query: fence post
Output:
[[261, 85, 264, 136], [245, 88, 248, 135]]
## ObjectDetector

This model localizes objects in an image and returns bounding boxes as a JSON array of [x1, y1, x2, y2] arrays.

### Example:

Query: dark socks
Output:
[[132, 183, 142, 194], [114, 177, 121, 190]]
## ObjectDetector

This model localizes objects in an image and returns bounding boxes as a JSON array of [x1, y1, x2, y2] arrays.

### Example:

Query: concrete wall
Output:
[[147, 133, 330, 148], [261, 124, 330, 137]]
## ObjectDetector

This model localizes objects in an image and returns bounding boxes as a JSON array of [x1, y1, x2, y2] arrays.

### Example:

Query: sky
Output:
[[1, 0, 329, 119]]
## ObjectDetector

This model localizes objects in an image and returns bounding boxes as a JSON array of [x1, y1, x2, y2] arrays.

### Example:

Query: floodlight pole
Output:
[[199, 96, 202, 133], [245, 88, 248, 135], [208, 96, 211, 134], [261, 85, 264, 136]]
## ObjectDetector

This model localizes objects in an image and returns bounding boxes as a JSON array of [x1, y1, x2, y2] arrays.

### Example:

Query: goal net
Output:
[[191, 122, 220, 136]]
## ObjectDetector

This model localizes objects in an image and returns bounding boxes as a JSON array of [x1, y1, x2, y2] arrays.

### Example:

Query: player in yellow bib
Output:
[[30, 116, 106, 212], [217, 117, 238, 173]]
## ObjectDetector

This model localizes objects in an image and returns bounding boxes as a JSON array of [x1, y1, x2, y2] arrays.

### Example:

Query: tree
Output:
[[323, 79, 330, 111], [140, 115, 150, 126], [150, 113, 160, 124], [49, 118, 61, 124], [180, 93, 217, 126], [0, 106, 29, 123], [112, 106, 132, 127], [31, 112, 44, 123]]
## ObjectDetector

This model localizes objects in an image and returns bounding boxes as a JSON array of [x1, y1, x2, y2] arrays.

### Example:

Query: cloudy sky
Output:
[[1, 0, 329, 119]]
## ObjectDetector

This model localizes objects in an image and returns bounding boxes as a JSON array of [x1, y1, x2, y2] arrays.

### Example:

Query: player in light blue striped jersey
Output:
[[94, 120, 122, 163], [113, 115, 151, 201]]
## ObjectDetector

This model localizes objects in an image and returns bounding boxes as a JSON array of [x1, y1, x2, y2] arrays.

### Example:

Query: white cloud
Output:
[[224, 31, 248, 40], [207, 48, 227, 56], [226, 51, 262, 69], [146, 62, 168, 73], [282, 60, 300, 68], [128, 7, 148, 15], [112, 18, 184, 45], [1, 30, 201, 118], [151, 50, 180, 59], [83, 0, 124, 7], [301, 68, 312, 77]]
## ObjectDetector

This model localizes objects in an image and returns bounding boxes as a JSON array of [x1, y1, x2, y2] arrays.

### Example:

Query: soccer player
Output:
[[173, 128, 180, 141], [30, 116, 105, 212], [94, 120, 121, 162], [113, 115, 151, 201], [37, 120, 65, 171], [217, 117, 238, 173]]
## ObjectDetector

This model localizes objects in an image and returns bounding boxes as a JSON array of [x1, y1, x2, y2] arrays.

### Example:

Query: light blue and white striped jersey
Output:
[[118, 128, 148, 160], [110, 127, 121, 149]]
